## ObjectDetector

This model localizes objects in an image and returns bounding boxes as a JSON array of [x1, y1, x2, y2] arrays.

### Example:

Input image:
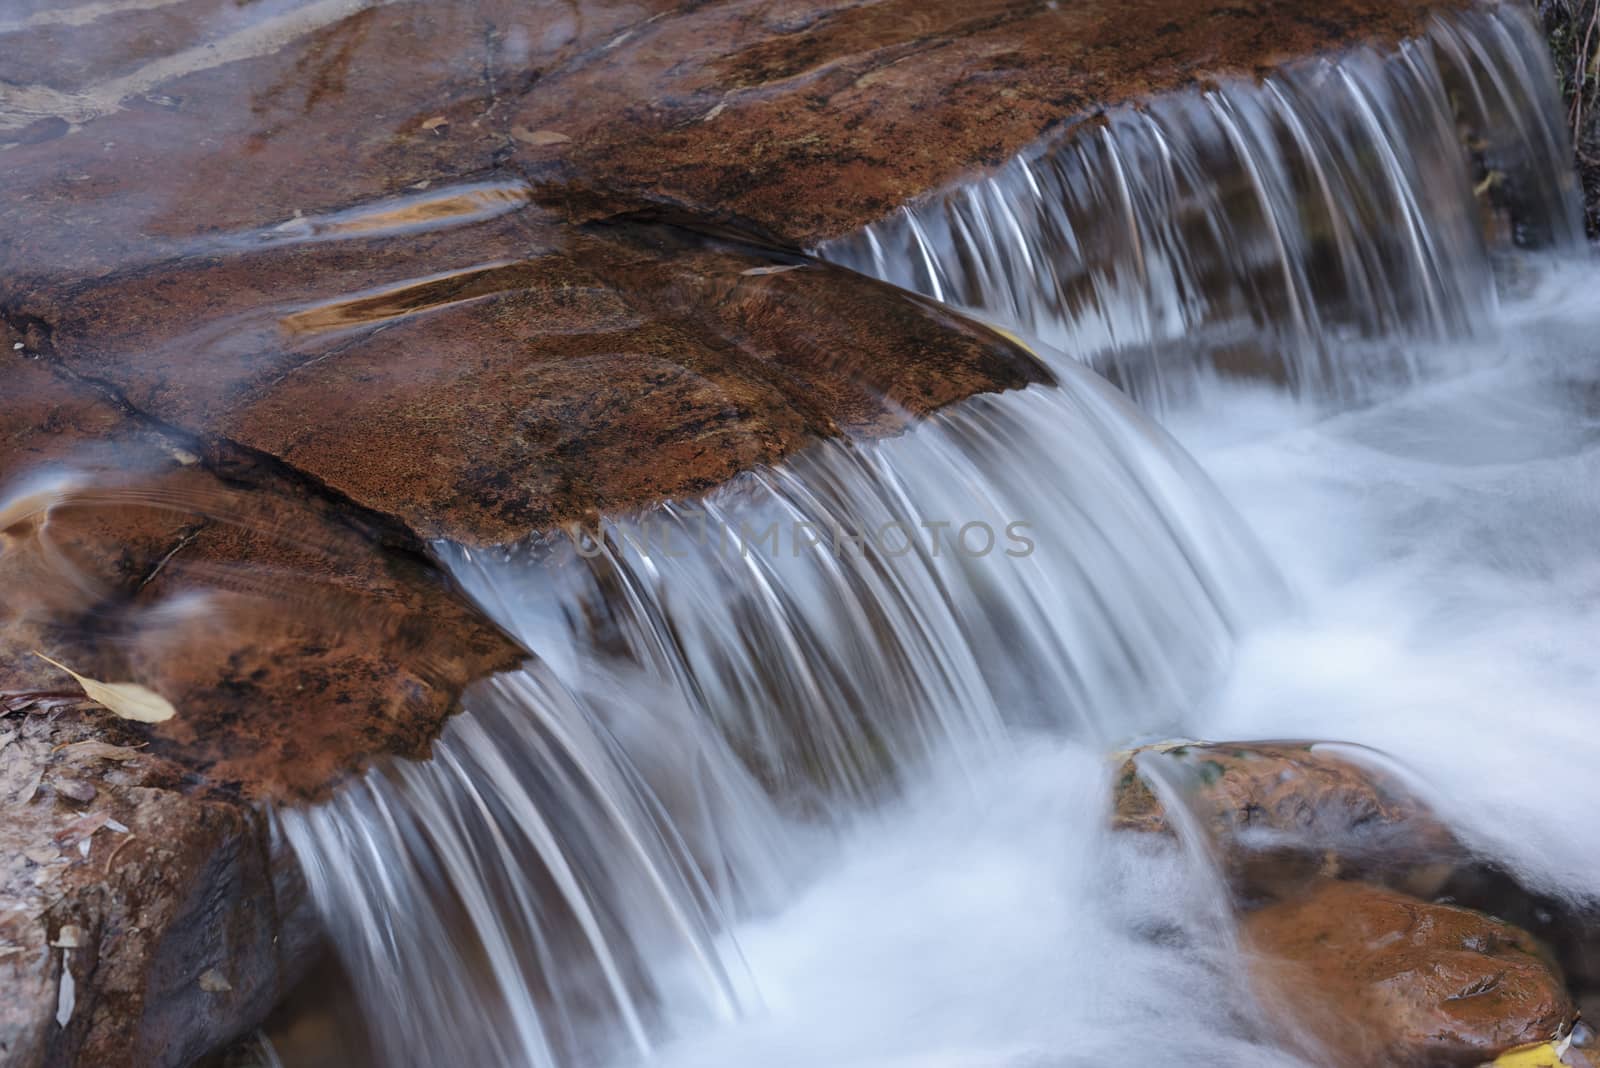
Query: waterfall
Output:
[[443, 371, 1273, 810], [820, 3, 1585, 410], [276, 3, 1597, 1066], [283, 365, 1274, 1067]]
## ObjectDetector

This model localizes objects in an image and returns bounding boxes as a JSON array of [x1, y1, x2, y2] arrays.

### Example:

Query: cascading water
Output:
[[820, 2, 1585, 409], [443, 370, 1274, 810], [276, 4, 1600, 1067], [283, 365, 1274, 1067]]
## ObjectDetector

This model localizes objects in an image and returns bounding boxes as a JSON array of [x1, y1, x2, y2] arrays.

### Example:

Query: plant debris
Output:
[[198, 969, 232, 993], [32, 654, 176, 724], [52, 741, 145, 763], [510, 126, 570, 145]]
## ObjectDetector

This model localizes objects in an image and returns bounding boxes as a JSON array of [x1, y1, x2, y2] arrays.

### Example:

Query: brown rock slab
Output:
[[0, 352, 525, 1065], [1244, 880, 1574, 1066], [1, 0, 1467, 288], [0, 0, 655, 281], [9, 207, 1045, 547], [510, 0, 1467, 245], [0, 712, 317, 1068], [1, 353, 526, 799], [1112, 741, 1459, 898]]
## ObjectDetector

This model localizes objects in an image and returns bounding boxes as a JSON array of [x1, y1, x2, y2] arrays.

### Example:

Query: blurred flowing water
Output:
[[279, 4, 1600, 1066], [823, 3, 1583, 410]]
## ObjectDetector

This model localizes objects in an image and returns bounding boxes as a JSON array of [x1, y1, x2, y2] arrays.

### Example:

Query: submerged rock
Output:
[[1245, 880, 1574, 1066], [1111, 740, 1459, 898]]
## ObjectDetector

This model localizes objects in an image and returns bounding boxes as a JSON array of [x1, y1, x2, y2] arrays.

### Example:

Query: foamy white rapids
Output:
[[822, 3, 1585, 409]]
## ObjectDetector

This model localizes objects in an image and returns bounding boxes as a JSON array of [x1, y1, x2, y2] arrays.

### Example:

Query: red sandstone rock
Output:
[[0, 353, 525, 1065], [1244, 880, 1574, 1066]]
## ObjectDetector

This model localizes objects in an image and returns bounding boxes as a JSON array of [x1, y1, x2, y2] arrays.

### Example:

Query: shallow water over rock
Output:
[[823, 3, 1585, 409], [4, 1, 1600, 1066]]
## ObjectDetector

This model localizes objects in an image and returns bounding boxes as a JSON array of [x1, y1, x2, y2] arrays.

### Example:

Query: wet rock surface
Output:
[[0, 0, 1463, 280], [1245, 879, 1574, 1066], [0, 713, 318, 1068], [508, 0, 1464, 245], [0, 0, 1500, 1063], [0, 353, 524, 1066], [1111, 743, 1600, 1065], [1111, 740, 1459, 898], [8, 211, 1045, 546]]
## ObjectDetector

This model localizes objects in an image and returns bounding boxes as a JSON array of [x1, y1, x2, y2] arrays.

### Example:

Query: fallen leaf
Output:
[[53, 778, 95, 804], [102, 834, 135, 872], [51, 925, 81, 948], [511, 126, 571, 146], [198, 968, 232, 993], [54, 810, 109, 847], [53, 741, 145, 763], [33, 654, 175, 723], [740, 265, 804, 277], [24, 846, 59, 865], [15, 766, 44, 805], [420, 115, 448, 132]]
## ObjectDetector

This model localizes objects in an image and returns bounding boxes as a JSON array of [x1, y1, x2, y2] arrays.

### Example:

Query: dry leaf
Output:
[[24, 846, 59, 865], [740, 265, 803, 277], [33, 654, 175, 723], [54, 810, 109, 847], [511, 126, 570, 145], [53, 778, 95, 804], [420, 115, 448, 132], [16, 766, 43, 805], [51, 925, 81, 949], [53, 741, 145, 763], [198, 968, 232, 993], [2, 691, 87, 716]]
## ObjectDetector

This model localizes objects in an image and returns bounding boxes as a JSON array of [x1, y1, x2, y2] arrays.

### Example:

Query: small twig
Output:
[[1, 691, 90, 715]]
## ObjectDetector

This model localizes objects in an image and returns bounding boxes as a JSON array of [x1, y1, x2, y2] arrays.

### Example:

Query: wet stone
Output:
[[1111, 740, 1461, 900], [1245, 879, 1574, 1066], [9, 210, 1046, 547], [0, 354, 524, 1066]]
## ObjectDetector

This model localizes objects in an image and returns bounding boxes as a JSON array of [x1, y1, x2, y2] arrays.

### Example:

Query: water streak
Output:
[[285, 366, 1277, 1066], [821, 3, 1585, 409], [445, 371, 1275, 811]]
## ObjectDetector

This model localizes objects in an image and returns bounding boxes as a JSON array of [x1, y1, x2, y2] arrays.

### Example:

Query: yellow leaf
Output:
[[1491, 1040, 1571, 1067], [32, 654, 175, 724]]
